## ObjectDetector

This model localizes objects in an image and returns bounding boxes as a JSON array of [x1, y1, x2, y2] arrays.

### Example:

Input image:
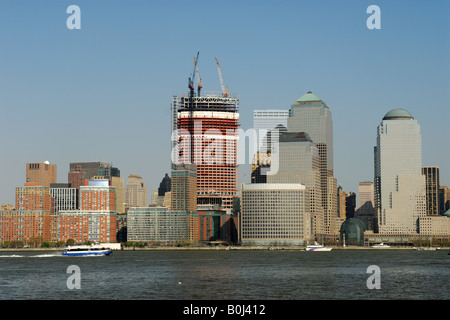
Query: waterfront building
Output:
[[57, 210, 117, 243], [287, 91, 338, 238], [124, 174, 148, 207], [0, 209, 52, 243], [267, 132, 324, 239], [127, 207, 190, 242], [374, 108, 426, 234], [422, 166, 440, 216], [26, 162, 57, 187], [49, 183, 79, 213], [240, 183, 310, 246], [0, 183, 54, 243]]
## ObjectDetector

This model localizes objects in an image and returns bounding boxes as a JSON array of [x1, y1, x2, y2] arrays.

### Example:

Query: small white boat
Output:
[[63, 244, 113, 256], [305, 242, 332, 252], [371, 243, 390, 248]]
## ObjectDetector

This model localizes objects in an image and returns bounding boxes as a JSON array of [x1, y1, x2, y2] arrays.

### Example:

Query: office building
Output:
[[287, 91, 338, 237], [358, 182, 374, 208], [355, 182, 376, 231], [124, 174, 148, 207], [374, 108, 426, 234], [240, 183, 310, 246], [171, 164, 197, 212], [127, 207, 190, 242], [422, 166, 440, 216], [26, 162, 57, 187], [68, 165, 86, 189], [267, 131, 324, 238]]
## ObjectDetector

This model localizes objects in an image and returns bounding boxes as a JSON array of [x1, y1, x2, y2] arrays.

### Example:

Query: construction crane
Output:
[[215, 57, 228, 97], [188, 52, 200, 99], [194, 53, 202, 97]]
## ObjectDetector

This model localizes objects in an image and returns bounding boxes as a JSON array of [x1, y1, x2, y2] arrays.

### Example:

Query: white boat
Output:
[[63, 244, 113, 256], [371, 243, 390, 248], [305, 242, 332, 252]]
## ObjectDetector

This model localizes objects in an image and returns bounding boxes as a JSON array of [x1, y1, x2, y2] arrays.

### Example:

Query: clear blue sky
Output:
[[0, 0, 449, 204]]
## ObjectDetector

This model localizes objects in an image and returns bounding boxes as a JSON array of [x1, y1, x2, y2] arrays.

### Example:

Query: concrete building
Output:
[[374, 108, 426, 234], [124, 174, 148, 207], [240, 183, 310, 246], [422, 166, 440, 216], [287, 91, 338, 238], [26, 162, 57, 187]]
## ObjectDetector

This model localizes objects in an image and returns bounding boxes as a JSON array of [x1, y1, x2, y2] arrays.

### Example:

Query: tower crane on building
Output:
[[194, 53, 202, 97], [215, 57, 229, 97]]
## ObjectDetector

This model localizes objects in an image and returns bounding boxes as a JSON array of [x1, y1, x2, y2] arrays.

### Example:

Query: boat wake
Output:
[[0, 252, 62, 258]]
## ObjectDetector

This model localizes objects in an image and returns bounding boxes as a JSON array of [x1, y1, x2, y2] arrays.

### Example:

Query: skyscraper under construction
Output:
[[172, 55, 239, 213]]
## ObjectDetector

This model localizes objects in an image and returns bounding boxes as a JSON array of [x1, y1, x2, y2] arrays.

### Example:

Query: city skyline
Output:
[[1, 1, 449, 205]]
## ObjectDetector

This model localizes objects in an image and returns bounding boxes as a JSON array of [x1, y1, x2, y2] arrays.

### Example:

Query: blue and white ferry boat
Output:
[[63, 244, 113, 256]]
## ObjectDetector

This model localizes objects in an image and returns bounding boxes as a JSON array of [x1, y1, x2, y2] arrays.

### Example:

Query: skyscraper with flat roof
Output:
[[374, 108, 426, 234], [422, 166, 440, 216]]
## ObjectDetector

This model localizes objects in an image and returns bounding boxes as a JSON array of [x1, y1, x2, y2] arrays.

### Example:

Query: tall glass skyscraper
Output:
[[287, 91, 337, 237], [374, 108, 426, 234]]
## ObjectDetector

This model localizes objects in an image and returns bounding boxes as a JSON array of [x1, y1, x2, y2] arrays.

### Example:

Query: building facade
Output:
[[422, 166, 440, 216], [374, 109, 426, 234], [287, 91, 338, 237], [267, 132, 323, 238], [26, 162, 57, 187], [50, 183, 79, 214], [124, 174, 148, 207], [240, 183, 310, 246], [171, 164, 197, 212]]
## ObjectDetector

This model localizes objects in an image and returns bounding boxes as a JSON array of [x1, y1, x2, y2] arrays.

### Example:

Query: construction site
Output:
[[172, 53, 240, 212]]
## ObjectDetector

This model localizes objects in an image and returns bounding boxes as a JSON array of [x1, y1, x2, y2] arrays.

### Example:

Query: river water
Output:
[[0, 249, 448, 300]]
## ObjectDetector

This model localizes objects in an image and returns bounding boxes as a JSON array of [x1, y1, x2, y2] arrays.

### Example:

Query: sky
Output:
[[0, 0, 449, 205]]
